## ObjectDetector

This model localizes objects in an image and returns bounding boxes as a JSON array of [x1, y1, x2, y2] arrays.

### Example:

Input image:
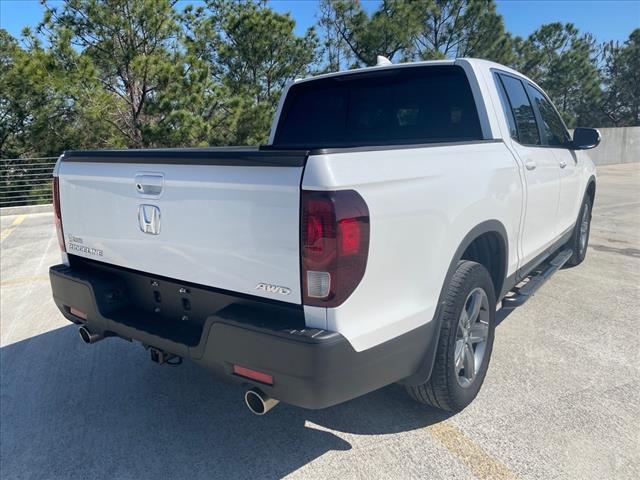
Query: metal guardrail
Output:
[[0, 157, 57, 207]]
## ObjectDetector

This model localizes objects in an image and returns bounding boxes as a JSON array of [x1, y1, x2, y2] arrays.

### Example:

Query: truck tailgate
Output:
[[57, 149, 307, 304]]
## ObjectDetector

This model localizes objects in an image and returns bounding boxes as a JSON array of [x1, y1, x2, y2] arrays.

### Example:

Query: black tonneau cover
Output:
[[62, 146, 309, 167]]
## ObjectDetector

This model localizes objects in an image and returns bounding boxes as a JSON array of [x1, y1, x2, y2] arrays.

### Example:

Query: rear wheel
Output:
[[406, 261, 496, 412], [565, 195, 592, 267]]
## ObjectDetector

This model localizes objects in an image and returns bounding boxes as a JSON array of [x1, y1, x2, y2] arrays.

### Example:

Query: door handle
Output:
[[559, 160, 567, 169], [525, 160, 537, 171]]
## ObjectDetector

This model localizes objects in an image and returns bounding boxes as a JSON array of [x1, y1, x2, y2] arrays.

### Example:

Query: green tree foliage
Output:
[[317, 0, 351, 72], [215, 1, 317, 102], [319, 0, 422, 67], [601, 29, 640, 126], [0, 27, 122, 158], [319, 0, 513, 66], [1, 0, 638, 165], [40, 0, 184, 147], [1, 29, 35, 159], [185, 0, 318, 144], [409, 0, 514, 63], [2, 0, 318, 152], [513, 22, 603, 127]]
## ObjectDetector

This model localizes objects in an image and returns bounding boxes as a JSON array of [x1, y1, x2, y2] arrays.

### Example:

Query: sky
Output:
[[1, 0, 639, 46]]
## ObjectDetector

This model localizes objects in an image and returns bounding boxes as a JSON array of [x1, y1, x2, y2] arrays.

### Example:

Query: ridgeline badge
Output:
[[67, 235, 103, 257]]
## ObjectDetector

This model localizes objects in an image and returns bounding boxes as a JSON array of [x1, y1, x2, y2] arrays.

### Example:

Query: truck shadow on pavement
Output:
[[1, 325, 452, 480]]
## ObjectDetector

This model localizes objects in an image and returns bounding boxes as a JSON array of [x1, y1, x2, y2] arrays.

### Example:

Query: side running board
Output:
[[502, 249, 573, 309]]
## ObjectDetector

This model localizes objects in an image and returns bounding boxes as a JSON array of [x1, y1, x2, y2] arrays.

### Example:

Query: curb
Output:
[[0, 204, 53, 216]]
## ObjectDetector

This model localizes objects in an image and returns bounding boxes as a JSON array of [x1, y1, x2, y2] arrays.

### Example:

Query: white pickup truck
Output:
[[49, 58, 599, 415]]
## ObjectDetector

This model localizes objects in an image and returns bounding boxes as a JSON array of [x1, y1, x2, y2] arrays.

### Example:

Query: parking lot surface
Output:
[[1, 163, 639, 480]]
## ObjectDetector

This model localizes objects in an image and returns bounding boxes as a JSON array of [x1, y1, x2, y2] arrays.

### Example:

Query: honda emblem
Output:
[[138, 205, 161, 235]]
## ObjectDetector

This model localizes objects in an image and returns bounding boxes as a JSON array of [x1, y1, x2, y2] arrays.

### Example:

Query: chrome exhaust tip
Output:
[[78, 326, 103, 344], [244, 388, 279, 415]]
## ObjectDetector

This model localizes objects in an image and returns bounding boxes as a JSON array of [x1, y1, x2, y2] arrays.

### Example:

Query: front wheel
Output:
[[565, 196, 593, 267], [406, 261, 496, 412]]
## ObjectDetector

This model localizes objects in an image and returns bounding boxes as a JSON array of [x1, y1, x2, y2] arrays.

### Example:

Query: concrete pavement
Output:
[[1, 164, 639, 479]]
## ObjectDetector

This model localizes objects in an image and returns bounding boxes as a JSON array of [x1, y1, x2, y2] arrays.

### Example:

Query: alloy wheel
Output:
[[579, 203, 590, 254], [454, 287, 490, 388]]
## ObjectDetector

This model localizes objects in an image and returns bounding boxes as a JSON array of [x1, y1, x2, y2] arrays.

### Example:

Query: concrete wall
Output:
[[580, 126, 639, 165]]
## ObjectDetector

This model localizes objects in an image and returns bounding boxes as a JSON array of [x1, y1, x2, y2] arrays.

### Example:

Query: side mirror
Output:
[[571, 128, 601, 150]]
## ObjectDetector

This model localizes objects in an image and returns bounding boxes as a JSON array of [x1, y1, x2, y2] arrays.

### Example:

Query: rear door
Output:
[[495, 73, 560, 267], [525, 84, 581, 235], [58, 149, 306, 304]]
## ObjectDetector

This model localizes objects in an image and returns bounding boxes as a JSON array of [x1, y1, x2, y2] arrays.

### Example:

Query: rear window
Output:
[[273, 66, 482, 148]]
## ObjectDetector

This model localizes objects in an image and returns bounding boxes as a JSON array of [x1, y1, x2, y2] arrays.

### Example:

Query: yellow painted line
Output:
[[0, 275, 49, 287], [0, 215, 26, 242], [427, 421, 519, 480]]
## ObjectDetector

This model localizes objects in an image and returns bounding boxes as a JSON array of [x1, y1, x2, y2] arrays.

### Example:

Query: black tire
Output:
[[565, 194, 593, 267], [406, 261, 496, 412]]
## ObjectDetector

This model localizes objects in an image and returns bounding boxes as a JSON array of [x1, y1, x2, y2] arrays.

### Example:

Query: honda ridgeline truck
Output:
[[49, 58, 600, 415]]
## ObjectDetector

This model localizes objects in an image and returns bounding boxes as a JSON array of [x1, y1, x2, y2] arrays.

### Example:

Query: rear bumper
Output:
[[49, 260, 434, 409]]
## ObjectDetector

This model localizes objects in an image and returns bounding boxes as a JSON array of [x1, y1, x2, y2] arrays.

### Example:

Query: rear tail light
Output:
[[53, 176, 65, 252], [301, 190, 369, 307]]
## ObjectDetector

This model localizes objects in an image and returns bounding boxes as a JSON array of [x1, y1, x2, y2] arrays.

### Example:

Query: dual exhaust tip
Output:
[[78, 327, 279, 415]]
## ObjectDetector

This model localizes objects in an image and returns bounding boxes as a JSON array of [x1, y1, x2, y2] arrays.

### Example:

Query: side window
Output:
[[526, 85, 570, 147], [494, 74, 518, 141], [498, 74, 541, 146]]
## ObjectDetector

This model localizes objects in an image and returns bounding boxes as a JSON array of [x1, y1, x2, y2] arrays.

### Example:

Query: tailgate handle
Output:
[[135, 174, 163, 196]]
